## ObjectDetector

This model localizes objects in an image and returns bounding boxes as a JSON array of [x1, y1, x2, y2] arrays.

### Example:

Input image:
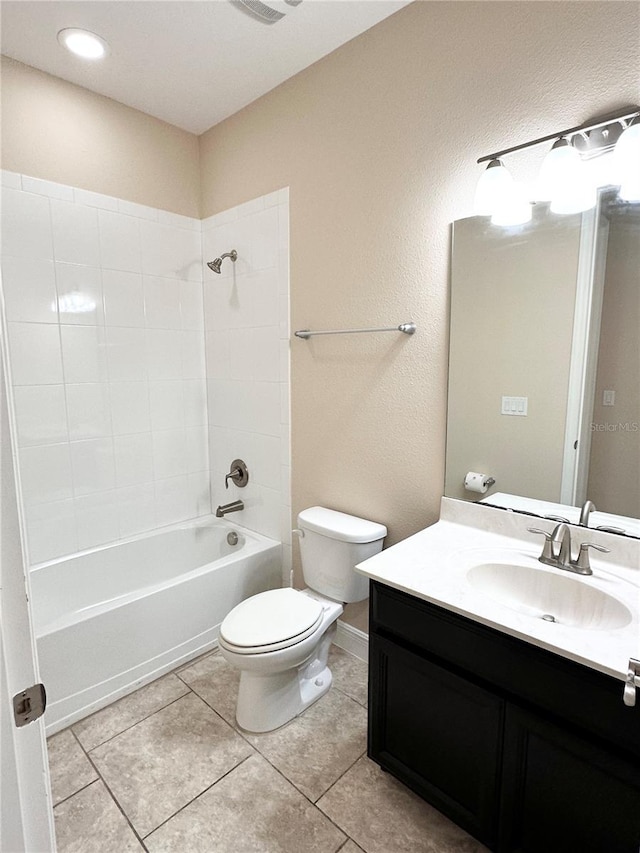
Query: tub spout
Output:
[[216, 500, 244, 518]]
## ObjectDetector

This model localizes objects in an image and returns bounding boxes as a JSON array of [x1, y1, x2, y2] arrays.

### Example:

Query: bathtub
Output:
[[31, 517, 282, 735]]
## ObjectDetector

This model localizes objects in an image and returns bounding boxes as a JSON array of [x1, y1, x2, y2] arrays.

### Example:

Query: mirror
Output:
[[446, 188, 639, 537]]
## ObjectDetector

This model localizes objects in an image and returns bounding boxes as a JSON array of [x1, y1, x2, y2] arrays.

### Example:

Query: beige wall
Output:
[[446, 211, 581, 504], [199, 1, 639, 629], [1, 56, 200, 217], [588, 212, 640, 517]]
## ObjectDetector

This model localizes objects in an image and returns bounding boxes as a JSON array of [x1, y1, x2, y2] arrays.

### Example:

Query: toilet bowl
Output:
[[218, 507, 386, 733], [219, 587, 343, 732]]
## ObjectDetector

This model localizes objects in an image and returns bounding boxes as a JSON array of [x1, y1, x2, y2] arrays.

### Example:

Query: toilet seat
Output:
[[219, 588, 325, 655]]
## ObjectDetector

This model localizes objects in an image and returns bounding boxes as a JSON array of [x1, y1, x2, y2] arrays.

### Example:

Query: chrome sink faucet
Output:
[[528, 522, 610, 575], [579, 500, 596, 527]]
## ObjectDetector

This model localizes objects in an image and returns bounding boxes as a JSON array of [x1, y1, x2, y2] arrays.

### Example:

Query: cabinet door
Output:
[[369, 635, 504, 847], [501, 704, 640, 853]]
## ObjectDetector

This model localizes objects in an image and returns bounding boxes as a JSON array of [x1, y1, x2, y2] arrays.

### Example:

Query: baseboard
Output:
[[334, 620, 368, 661]]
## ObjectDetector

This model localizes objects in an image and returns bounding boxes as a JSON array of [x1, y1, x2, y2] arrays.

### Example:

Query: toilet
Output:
[[218, 506, 386, 732]]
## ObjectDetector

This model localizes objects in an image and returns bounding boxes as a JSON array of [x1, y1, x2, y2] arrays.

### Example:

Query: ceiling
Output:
[[0, 0, 410, 135]]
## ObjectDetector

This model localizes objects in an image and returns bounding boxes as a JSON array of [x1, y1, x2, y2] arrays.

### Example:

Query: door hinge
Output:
[[12, 683, 46, 727]]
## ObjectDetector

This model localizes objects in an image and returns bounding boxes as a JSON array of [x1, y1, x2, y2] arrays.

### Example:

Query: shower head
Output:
[[207, 249, 238, 274]]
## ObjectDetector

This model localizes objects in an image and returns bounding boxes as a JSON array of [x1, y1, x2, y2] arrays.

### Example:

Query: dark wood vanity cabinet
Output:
[[368, 581, 640, 853]]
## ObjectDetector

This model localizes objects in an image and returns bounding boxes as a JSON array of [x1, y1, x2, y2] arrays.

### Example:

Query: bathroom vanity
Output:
[[357, 499, 640, 853]]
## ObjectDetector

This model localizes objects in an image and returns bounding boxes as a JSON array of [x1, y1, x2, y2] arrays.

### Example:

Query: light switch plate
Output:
[[603, 389, 615, 406], [501, 396, 528, 416]]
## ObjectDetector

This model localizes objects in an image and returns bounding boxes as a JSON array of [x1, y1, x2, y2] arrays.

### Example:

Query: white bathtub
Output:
[[31, 517, 282, 735]]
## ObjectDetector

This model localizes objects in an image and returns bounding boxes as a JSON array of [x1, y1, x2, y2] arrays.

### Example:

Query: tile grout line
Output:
[[51, 776, 101, 811], [74, 682, 193, 752], [140, 753, 255, 841], [74, 684, 255, 844], [175, 669, 364, 846], [315, 746, 369, 808], [69, 727, 150, 852], [53, 647, 368, 850]]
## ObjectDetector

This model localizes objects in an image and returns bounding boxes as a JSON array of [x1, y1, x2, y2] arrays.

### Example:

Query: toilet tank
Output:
[[297, 507, 387, 603]]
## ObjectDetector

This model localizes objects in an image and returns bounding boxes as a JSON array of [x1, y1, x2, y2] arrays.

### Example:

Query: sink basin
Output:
[[467, 562, 632, 631]]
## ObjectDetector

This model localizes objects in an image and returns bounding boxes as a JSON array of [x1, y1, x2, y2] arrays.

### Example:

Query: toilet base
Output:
[[235, 622, 337, 733]]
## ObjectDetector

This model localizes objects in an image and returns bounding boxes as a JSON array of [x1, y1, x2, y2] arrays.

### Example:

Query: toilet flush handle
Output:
[[292, 528, 305, 538]]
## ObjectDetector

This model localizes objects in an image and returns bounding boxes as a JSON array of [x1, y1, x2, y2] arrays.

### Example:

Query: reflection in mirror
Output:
[[446, 188, 639, 537]]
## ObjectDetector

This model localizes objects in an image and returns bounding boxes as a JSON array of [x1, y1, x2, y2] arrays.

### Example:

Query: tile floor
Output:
[[48, 645, 487, 853]]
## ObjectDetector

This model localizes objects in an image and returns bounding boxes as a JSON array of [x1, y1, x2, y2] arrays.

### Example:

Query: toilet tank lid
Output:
[[297, 506, 387, 544]]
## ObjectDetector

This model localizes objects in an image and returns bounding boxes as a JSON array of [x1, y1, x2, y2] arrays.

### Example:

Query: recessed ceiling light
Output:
[[57, 28, 109, 60]]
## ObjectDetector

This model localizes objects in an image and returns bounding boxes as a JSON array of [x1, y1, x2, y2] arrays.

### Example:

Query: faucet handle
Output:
[[224, 458, 249, 489], [624, 659, 640, 707], [528, 527, 555, 562], [528, 526, 552, 538], [544, 514, 570, 523], [572, 542, 610, 573]]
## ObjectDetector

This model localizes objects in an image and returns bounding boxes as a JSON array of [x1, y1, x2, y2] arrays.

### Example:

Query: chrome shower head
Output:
[[207, 249, 238, 274]]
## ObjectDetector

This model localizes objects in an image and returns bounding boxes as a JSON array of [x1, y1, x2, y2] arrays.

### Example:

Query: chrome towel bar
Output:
[[294, 322, 416, 340]]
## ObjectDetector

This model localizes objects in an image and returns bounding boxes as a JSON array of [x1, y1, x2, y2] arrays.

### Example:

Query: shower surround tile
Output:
[[7, 322, 63, 385], [144, 754, 346, 853], [53, 781, 144, 853], [47, 729, 98, 805], [90, 691, 253, 837], [73, 673, 189, 751], [1, 186, 53, 259], [1, 255, 57, 323], [4, 176, 288, 567], [203, 189, 290, 551]]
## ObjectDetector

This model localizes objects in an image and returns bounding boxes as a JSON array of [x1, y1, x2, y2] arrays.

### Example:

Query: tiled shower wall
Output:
[[203, 189, 291, 579], [0, 171, 290, 571]]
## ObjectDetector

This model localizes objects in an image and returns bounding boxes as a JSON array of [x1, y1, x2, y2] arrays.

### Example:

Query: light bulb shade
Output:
[[538, 140, 596, 214], [490, 182, 532, 226], [613, 122, 640, 193], [537, 139, 575, 201], [474, 160, 513, 216]]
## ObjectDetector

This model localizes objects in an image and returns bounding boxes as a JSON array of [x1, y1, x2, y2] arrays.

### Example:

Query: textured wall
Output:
[[198, 1, 640, 629], [1, 57, 200, 217]]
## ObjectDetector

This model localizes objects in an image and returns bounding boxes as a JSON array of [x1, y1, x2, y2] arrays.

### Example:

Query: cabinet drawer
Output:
[[370, 581, 640, 759]]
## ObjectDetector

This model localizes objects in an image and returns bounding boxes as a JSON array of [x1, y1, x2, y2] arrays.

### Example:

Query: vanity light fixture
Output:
[[541, 138, 597, 215], [613, 117, 640, 202], [473, 159, 532, 226], [57, 28, 109, 59], [475, 106, 640, 223]]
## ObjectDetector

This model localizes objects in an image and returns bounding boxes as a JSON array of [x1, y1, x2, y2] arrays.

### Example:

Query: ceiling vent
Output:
[[233, 0, 303, 24]]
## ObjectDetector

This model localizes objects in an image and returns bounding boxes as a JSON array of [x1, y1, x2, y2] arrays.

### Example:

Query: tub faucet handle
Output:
[[225, 459, 249, 489]]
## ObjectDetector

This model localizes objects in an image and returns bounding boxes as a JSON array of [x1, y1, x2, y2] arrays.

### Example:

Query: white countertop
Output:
[[356, 498, 640, 683]]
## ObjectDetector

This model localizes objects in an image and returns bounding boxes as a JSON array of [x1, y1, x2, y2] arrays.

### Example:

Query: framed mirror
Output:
[[445, 188, 639, 537]]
